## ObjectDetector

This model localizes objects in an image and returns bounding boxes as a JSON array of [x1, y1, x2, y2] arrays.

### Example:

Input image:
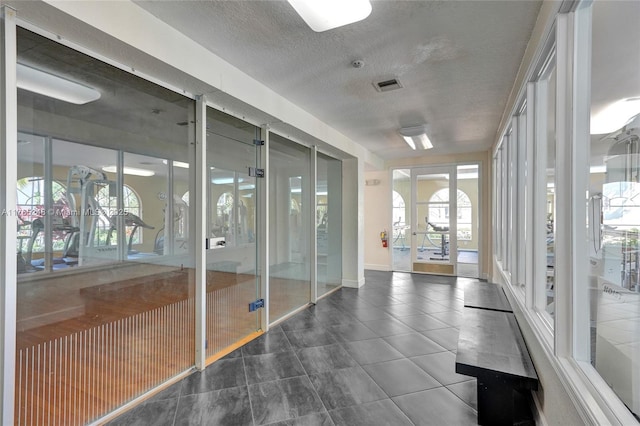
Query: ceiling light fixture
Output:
[[399, 125, 433, 150], [102, 166, 155, 177], [17, 63, 101, 105], [287, 0, 372, 32], [591, 98, 640, 135]]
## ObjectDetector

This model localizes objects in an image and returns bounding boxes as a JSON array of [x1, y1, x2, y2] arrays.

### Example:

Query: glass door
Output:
[[411, 167, 456, 275], [268, 134, 311, 323], [456, 165, 480, 278], [316, 152, 342, 297], [205, 107, 261, 359]]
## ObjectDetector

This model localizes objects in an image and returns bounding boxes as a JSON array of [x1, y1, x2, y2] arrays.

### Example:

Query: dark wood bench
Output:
[[463, 281, 512, 312], [456, 289, 538, 425]]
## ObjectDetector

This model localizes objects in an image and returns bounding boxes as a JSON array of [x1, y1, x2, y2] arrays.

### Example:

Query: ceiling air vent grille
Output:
[[373, 78, 403, 92]]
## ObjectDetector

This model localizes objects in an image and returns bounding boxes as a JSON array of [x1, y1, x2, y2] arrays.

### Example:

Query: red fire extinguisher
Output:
[[380, 230, 388, 248]]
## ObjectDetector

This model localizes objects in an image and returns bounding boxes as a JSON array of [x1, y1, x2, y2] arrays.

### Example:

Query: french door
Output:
[[411, 166, 456, 275]]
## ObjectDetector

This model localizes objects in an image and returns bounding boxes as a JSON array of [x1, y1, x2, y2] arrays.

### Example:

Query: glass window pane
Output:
[[587, 1, 640, 417], [392, 169, 411, 271], [536, 59, 556, 322], [457, 165, 479, 278]]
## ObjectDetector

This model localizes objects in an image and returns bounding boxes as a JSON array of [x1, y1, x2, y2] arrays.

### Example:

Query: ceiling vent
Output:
[[373, 78, 403, 92]]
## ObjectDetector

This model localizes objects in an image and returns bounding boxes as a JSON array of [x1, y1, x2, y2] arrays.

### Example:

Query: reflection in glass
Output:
[[392, 169, 411, 271], [536, 59, 556, 319], [206, 107, 260, 357], [317, 152, 342, 297], [588, 1, 640, 417], [16, 27, 195, 424], [457, 165, 479, 278], [269, 134, 311, 322], [416, 171, 451, 264]]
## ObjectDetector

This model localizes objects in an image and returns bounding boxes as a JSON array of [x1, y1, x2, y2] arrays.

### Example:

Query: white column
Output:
[[342, 157, 365, 288]]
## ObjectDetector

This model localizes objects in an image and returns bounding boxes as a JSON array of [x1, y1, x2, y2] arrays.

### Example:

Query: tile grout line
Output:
[[240, 346, 258, 426], [284, 327, 336, 425], [329, 299, 418, 424], [338, 282, 470, 425], [171, 377, 185, 426]]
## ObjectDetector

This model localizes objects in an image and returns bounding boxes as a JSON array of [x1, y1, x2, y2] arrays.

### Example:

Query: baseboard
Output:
[[342, 277, 365, 288], [364, 263, 391, 271], [532, 389, 549, 426]]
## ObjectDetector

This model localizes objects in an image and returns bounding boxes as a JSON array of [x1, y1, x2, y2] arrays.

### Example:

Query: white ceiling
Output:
[[133, 0, 543, 160]]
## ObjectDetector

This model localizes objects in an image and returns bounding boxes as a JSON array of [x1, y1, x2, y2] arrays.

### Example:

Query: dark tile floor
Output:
[[108, 270, 478, 426]]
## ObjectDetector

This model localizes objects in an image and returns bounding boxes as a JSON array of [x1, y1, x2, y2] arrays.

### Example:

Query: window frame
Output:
[[492, 3, 640, 424], [533, 47, 557, 332]]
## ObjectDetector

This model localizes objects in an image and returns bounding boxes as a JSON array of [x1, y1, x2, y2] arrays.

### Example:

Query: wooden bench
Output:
[[463, 281, 512, 313], [456, 285, 538, 426]]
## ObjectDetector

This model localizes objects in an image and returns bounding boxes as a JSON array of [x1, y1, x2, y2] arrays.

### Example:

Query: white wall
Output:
[[364, 170, 392, 271], [342, 158, 364, 288]]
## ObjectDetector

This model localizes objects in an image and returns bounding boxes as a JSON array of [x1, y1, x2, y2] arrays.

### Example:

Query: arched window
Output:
[[429, 188, 473, 240], [97, 184, 143, 245], [216, 192, 233, 235], [16, 177, 69, 253]]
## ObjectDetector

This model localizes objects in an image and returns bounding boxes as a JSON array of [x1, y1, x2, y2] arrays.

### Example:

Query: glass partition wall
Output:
[[16, 27, 196, 424], [316, 152, 342, 297], [8, 21, 345, 425], [268, 134, 312, 322]]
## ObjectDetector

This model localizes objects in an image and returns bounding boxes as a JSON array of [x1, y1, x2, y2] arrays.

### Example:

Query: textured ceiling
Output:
[[133, 0, 543, 160]]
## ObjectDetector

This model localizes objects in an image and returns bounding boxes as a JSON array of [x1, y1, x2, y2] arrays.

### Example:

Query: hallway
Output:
[[108, 271, 478, 425]]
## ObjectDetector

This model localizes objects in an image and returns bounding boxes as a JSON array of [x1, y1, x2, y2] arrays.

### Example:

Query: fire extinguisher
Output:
[[380, 230, 388, 248]]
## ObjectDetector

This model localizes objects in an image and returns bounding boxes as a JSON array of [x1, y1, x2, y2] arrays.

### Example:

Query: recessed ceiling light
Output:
[[287, 0, 372, 32], [17, 63, 101, 105]]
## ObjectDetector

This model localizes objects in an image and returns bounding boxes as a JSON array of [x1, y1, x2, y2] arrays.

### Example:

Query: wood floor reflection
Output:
[[15, 265, 313, 425]]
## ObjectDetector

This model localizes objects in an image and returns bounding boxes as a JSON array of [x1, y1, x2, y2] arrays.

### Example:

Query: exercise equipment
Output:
[[107, 212, 154, 255], [420, 217, 450, 260], [26, 217, 80, 270], [65, 166, 115, 265], [392, 217, 409, 250], [16, 181, 79, 272], [154, 194, 189, 255]]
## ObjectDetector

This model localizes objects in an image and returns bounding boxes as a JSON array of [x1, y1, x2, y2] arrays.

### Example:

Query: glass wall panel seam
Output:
[[0, 6, 18, 425]]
